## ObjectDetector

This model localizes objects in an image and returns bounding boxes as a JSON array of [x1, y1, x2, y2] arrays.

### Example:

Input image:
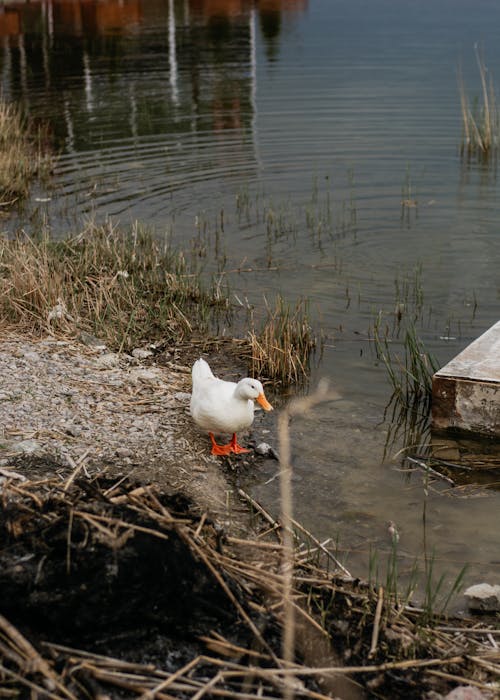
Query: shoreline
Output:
[[0, 331, 248, 518], [0, 332, 499, 699]]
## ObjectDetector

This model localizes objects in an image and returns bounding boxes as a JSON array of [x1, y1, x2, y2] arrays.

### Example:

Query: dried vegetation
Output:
[[459, 47, 500, 158], [0, 222, 228, 351], [248, 296, 316, 386], [0, 468, 498, 699], [0, 100, 54, 202], [0, 224, 316, 384]]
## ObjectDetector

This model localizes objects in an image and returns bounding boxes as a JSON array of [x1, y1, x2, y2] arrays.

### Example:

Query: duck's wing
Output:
[[192, 376, 236, 406], [190, 377, 240, 432]]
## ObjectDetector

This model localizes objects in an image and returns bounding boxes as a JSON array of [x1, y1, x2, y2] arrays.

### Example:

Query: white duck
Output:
[[190, 358, 273, 456]]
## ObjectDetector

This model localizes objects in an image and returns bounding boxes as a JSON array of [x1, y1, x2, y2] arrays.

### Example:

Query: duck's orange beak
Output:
[[256, 392, 273, 411]]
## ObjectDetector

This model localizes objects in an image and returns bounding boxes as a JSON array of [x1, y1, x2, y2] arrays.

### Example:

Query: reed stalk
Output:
[[459, 46, 500, 157], [248, 296, 316, 385], [0, 99, 54, 201], [0, 221, 225, 349]]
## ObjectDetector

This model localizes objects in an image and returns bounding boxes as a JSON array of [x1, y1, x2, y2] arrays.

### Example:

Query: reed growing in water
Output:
[[248, 296, 316, 385], [459, 46, 500, 157], [373, 314, 438, 407], [0, 99, 54, 201]]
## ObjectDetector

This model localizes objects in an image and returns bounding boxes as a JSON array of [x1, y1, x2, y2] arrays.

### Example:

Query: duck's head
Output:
[[236, 378, 273, 411]]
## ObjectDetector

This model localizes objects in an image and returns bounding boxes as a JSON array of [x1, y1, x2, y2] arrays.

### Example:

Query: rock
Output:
[[58, 389, 77, 398], [132, 348, 153, 360], [255, 442, 279, 460], [22, 351, 40, 362], [129, 368, 164, 385], [443, 686, 490, 700], [79, 331, 107, 350], [94, 353, 121, 369], [13, 440, 42, 455], [463, 583, 500, 612], [115, 447, 134, 458]]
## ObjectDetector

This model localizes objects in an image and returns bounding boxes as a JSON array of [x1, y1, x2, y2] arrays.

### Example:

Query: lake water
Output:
[[1, 0, 499, 607]]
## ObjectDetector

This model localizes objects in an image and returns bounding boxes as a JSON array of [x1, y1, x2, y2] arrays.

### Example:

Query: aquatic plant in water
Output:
[[248, 295, 316, 385], [459, 46, 500, 158], [0, 99, 54, 201]]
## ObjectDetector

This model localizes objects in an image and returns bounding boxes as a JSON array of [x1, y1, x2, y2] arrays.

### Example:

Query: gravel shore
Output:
[[0, 333, 233, 514]]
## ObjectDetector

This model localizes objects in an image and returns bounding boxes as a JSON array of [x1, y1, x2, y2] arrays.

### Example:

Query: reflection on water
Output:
[[1, 0, 500, 606]]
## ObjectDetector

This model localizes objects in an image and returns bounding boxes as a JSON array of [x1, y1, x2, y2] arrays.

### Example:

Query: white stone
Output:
[[444, 686, 490, 700], [94, 353, 121, 369], [13, 440, 42, 455], [129, 368, 164, 385], [463, 583, 500, 612], [132, 348, 153, 359]]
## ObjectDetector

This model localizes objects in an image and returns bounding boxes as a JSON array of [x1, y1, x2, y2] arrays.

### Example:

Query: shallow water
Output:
[[1, 0, 500, 606]]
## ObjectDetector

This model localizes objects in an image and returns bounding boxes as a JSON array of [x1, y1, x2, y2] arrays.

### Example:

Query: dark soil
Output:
[[0, 461, 285, 698], [0, 457, 497, 700]]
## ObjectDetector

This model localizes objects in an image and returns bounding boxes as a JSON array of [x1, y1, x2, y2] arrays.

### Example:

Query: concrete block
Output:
[[432, 321, 500, 437]]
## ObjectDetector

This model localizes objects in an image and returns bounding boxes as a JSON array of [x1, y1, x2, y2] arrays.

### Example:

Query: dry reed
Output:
[[0, 221, 225, 349], [0, 99, 54, 201], [459, 46, 500, 156], [276, 380, 339, 700], [248, 296, 316, 385]]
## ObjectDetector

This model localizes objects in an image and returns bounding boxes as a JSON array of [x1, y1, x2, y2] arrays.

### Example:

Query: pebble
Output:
[[443, 686, 490, 700], [13, 440, 42, 455], [255, 442, 279, 460], [79, 331, 107, 350], [132, 348, 154, 359], [115, 447, 134, 458], [129, 368, 164, 385], [93, 353, 122, 369], [22, 351, 40, 362]]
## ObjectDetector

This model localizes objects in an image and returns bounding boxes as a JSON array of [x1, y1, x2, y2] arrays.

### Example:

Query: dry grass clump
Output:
[[0, 221, 226, 349], [459, 47, 500, 157], [0, 100, 54, 201], [248, 296, 316, 385]]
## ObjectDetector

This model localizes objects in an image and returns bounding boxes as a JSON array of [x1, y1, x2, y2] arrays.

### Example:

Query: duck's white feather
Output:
[[190, 358, 265, 435]]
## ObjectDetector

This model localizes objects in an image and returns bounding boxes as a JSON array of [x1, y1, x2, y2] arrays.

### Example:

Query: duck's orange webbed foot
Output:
[[209, 432, 232, 456], [229, 433, 251, 454]]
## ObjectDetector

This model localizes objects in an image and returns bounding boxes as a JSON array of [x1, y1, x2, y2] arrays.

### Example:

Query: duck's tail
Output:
[[192, 357, 215, 384]]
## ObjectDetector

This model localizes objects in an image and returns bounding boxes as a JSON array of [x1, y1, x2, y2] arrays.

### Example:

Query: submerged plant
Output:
[[374, 319, 439, 407]]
